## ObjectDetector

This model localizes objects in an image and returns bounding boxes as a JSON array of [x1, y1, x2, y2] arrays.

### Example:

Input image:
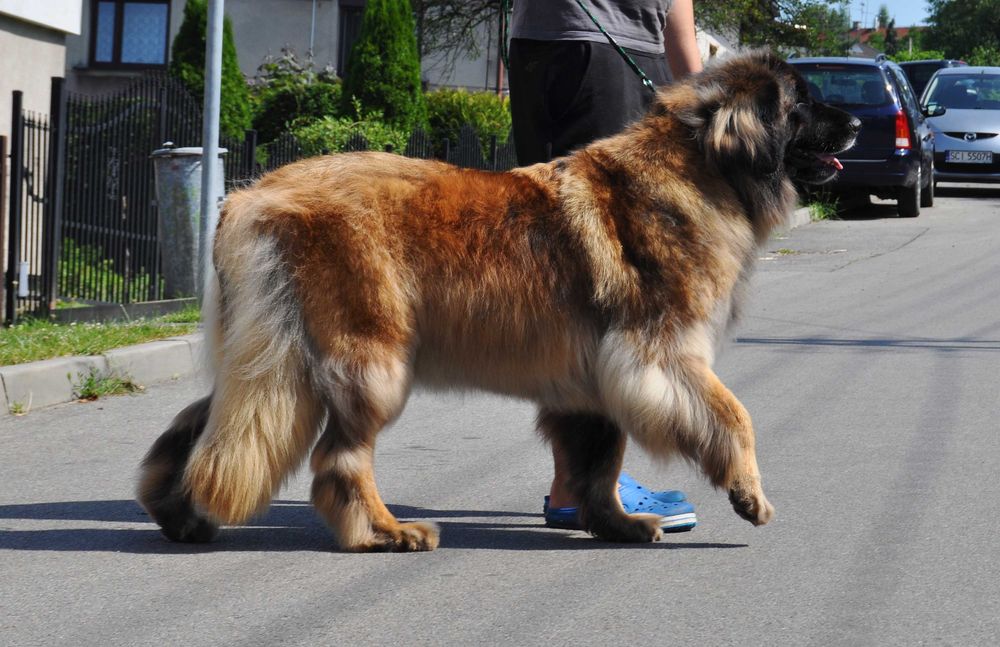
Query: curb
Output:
[[786, 205, 812, 230], [1, 334, 204, 416], [1, 209, 814, 417]]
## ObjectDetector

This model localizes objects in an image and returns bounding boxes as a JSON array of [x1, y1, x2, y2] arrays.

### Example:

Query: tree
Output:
[[695, 0, 853, 54], [876, 4, 891, 29], [924, 0, 1000, 60], [884, 19, 898, 56], [341, 0, 428, 130], [169, 0, 252, 139], [791, 1, 853, 56], [412, 0, 501, 64]]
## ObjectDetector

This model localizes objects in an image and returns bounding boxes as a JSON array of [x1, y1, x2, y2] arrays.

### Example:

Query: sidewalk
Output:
[[0, 207, 813, 416], [1, 333, 204, 416]]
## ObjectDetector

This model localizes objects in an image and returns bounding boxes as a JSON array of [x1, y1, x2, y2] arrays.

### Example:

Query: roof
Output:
[[849, 26, 924, 43], [933, 66, 1000, 75], [788, 56, 892, 66]]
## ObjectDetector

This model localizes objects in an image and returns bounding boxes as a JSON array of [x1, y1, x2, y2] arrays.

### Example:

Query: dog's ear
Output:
[[677, 74, 786, 175]]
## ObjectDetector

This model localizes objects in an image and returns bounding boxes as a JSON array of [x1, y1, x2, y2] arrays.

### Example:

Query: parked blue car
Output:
[[899, 59, 967, 99], [790, 56, 938, 217]]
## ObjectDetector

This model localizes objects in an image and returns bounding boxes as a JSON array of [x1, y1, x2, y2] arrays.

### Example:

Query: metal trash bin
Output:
[[151, 143, 227, 298]]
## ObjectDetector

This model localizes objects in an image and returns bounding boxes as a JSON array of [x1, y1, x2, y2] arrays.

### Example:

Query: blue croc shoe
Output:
[[621, 496, 697, 533], [543, 494, 697, 533], [617, 471, 687, 505]]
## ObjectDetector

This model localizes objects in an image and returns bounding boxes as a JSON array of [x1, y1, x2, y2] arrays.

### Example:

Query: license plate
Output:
[[946, 150, 993, 164]]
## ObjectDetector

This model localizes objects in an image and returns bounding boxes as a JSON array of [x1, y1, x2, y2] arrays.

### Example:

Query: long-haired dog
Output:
[[138, 51, 859, 552]]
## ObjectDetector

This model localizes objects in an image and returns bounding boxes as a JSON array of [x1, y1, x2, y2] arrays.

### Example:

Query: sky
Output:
[[849, 0, 932, 27]]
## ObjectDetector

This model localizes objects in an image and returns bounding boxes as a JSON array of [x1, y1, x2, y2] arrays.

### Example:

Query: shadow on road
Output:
[[829, 183, 1000, 220], [936, 184, 1000, 199], [737, 336, 1000, 352], [0, 499, 747, 553]]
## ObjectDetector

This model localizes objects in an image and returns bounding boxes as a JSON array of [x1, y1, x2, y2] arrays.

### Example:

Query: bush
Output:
[[891, 49, 946, 63], [59, 239, 157, 302], [966, 45, 1000, 67], [254, 82, 343, 143], [426, 88, 511, 156], [170, 0, 252, 138], [293, 107, 409, 156], [340, 0, 427, 130], [250, 48, 342, 142]]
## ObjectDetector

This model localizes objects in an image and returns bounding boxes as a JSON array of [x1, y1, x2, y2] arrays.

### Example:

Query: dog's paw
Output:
[[354, 521, 440, 553], [728, 487, 775, 526], [587, 512, 663, 543]]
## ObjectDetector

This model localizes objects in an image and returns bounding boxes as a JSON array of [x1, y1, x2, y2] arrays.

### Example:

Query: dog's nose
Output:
[[848, 116, 862, 133]]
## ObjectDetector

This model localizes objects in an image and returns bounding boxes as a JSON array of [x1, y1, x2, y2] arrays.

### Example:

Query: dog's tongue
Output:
[[817, 152, 843, 170]]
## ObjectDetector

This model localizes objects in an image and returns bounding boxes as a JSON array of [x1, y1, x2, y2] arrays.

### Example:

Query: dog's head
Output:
[[665, 51, 860, 185]]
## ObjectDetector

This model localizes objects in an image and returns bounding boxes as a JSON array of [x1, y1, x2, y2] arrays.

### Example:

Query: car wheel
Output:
[[920, 162, 934, 208], [898, 168, 921, 218]]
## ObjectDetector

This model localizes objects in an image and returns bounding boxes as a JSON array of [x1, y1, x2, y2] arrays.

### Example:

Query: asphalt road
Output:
[[3, 185, 999, 646]]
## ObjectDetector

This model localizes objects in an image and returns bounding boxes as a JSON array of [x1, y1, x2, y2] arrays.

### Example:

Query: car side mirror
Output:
[[922, 103, 946, 117]]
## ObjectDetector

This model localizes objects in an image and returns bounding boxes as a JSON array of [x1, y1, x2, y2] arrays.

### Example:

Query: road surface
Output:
[[2, 185, 999, 646]]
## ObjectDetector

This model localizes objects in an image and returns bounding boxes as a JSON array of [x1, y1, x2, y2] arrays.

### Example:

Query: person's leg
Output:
[[542, 45, 688, 519], [509, 39, 592, 165]]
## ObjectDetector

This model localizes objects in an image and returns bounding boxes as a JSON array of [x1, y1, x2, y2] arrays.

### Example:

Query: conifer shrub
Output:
[[169, 0, 252, 138], [340, 0, 428, 131]]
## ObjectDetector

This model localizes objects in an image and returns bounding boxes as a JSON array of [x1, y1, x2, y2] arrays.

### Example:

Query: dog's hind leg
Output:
[[138, 396, 219, 542], [538, 410, 663, 543], [309, 354, 439, 553]]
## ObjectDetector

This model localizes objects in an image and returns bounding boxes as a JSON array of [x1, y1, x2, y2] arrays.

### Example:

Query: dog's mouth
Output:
[[815, 152, 843, 170], [789, 136, 856, 184]]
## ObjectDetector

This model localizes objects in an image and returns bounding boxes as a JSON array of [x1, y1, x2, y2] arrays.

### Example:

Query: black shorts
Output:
[[508, 38, 672, 165]]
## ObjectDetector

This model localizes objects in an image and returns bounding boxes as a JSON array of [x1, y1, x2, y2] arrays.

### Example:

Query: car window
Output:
[[924, 74, 1000, 110], [901, 63, 941, 98], [794, 64, 893, 108], [889, 68, 919, 113]]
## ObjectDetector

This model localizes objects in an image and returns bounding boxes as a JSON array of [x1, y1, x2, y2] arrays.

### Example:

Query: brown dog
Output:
[[138, 51, 859, 552]]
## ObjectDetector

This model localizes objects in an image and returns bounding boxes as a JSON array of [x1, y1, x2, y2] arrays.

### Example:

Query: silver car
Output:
[[922, 66, 1000, 183]]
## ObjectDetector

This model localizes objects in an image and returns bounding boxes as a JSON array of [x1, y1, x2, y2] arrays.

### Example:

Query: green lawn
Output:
[[0, 312, 200, 367]]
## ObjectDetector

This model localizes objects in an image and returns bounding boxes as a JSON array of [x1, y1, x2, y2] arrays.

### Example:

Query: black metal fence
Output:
[[4, 75, 519, 323]]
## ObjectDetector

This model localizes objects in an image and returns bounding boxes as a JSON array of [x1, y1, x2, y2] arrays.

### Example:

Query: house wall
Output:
[[65, 0, 187, 95], [227, 0, 341, 77], [0, 1, 78, 297], [0, 0, 82, 35], [0, 15, 68, 142]]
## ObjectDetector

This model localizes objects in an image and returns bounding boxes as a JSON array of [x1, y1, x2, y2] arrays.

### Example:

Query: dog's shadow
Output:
[[0, 499, 747, 553]]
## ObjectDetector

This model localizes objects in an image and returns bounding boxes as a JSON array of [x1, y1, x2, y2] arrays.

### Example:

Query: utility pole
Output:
[[199, 0, 224, 298]]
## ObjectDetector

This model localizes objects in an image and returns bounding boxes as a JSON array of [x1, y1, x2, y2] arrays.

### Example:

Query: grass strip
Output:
[[0, 316, 199, 367]]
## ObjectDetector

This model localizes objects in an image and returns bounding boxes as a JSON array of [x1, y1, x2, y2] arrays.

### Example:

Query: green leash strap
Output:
[[573, 0, 657, 94]]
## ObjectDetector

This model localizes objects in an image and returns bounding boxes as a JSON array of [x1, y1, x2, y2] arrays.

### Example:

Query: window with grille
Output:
[[90, 0, 170, 68]]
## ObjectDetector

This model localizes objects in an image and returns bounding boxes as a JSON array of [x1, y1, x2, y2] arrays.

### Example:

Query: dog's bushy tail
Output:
[[183, 193, 323, 525]]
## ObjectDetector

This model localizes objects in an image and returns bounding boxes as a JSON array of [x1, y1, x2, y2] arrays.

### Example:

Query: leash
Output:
[[572, 0, 657, 94]]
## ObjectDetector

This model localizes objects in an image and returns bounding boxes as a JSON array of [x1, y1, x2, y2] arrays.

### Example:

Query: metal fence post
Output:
[[5, 91, 24, 324], [42, 77, 67, 315], [0, 135, 7, 322], [243, 129, 257, 178]]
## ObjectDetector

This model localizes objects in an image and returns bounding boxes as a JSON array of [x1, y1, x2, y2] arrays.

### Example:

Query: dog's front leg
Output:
[[538, 410, 663, 542], [683, 360, 775, 526], [597, 346, 775, 527]]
